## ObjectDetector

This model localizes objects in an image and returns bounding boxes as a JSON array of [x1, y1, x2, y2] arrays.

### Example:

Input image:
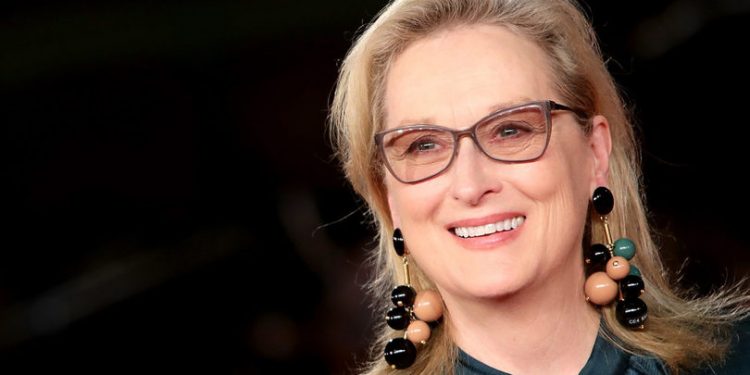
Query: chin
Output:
[[456, 273, 526, 300]]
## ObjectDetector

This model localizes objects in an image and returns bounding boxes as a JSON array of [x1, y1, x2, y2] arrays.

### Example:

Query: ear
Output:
[[588, 115, 612, 190], [387, 192, 401, 229]]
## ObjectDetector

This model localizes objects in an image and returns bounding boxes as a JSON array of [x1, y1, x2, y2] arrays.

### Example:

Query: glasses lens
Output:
[[378, 103, 551, 183], [475, 104, 548, 161], [380, 127, 454, 182]]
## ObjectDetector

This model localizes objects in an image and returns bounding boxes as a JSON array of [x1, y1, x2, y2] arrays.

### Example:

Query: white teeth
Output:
[[453, 216, 525, 238]]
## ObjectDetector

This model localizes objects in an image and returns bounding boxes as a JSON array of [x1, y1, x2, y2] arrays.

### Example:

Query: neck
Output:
[[445, 262, 601, 375]]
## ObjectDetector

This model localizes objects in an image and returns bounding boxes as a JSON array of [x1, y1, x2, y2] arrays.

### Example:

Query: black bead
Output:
[[384, 338, 417, 369], [393, 228, 405, 256], [616, 298, 648, 328], [391, 285, 416, 307], [620, 275, 645, 299], [386, 306, 411, 330], [592, 187, 614, 216], [585, 243, 612, 267]]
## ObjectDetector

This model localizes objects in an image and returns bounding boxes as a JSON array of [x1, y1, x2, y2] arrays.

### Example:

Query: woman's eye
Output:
[[407, 139, 439, 153], [498, 127, 520, 138], [494, 122, 531, 138]]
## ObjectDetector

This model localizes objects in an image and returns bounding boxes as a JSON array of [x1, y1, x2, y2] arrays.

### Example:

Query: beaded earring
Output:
[[583, 187, 648, 329], [384, 228, 444, 369]]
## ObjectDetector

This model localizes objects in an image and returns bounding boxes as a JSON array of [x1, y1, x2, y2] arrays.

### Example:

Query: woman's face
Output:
[[383, 24, 610, 302]]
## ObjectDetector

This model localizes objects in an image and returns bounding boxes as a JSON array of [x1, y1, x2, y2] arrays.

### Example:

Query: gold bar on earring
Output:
[[602, 216, 614, 250], [403, 257, 410, 285]]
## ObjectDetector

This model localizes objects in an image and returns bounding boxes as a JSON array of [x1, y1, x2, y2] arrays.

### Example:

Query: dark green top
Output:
[[455, 320, 750, 375]]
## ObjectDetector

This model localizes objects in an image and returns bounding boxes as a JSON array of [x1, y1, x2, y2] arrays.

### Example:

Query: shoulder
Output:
[[581, 333, 668, 375], [694, 318, 750, 375], [627, 354, 669, 375]]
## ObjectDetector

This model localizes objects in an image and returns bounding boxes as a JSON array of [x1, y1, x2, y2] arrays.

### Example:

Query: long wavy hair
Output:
[[328, 0, 749, 373]]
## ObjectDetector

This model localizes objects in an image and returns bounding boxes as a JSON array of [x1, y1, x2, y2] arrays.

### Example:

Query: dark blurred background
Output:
[[2, 0, 749, 373]]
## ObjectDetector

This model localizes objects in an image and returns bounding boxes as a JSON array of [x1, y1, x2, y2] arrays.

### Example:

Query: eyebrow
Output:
[[394, 96, 534, 127], [486, 97, 533, 113]]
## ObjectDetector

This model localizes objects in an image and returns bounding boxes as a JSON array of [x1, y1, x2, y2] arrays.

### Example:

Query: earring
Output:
[[584, 187, 648, 329], [384, 228, 444, 369]]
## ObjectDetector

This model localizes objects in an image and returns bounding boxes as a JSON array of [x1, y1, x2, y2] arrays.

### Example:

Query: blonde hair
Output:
[[328, 0, 749, 373]]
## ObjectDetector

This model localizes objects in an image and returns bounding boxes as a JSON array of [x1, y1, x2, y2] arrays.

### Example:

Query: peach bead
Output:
[[585, 272, 618, 305], [413, 289, 443, 322], [606, 256, 631, 281], [406, 320, 431, 344]]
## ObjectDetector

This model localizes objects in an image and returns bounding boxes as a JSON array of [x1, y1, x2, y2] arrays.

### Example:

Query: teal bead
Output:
[[613, 238, 636, 260], [629, 265, 641, 277]]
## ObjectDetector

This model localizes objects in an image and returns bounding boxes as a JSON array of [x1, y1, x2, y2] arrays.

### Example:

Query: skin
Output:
[[383, 24, 612, 374]]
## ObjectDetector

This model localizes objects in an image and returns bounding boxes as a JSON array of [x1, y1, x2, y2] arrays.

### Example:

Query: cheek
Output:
[[386, 177, 446, 227], [520, 141, 593, 215], [391, 185, 443, 222]]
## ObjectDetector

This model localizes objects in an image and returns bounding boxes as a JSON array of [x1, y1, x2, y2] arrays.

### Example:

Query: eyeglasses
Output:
[[374, 100, 584, 184]]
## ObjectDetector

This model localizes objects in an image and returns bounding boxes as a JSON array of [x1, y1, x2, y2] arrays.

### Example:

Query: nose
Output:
[[448, 137, 503, 205]]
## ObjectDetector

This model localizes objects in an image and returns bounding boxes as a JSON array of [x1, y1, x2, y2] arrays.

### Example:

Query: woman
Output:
[[328, 0, 749, 373]]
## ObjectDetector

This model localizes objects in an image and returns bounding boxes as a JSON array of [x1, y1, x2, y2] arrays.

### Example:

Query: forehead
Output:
[[384, 24, 555, 129]]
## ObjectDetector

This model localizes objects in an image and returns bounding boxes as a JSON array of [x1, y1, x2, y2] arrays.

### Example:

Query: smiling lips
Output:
[[452, 215, 526, 238]]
